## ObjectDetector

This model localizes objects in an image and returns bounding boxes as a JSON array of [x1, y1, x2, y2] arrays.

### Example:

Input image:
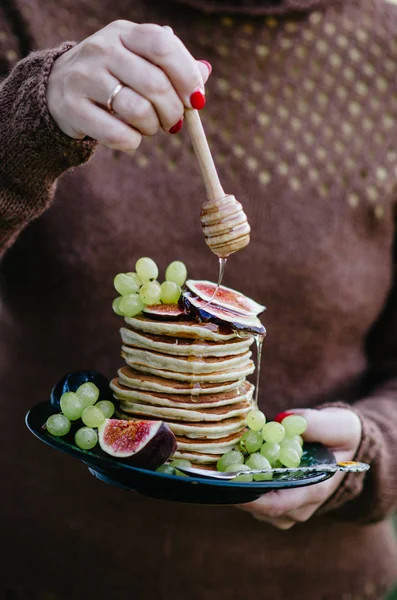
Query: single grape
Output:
[[217, 450, 245, 472], [245, 453, 273, 481], [227, 463, 253, 483], [282, 414, 308, 436], [74, 427, 98, 450], [81, 406, 106, 428], [262, 421, 286, 444], [240, 430, 263, 454], [135, 257, 158, 282], [260, 442, 281, 464], [170, 458, 192, 477], [156, 464, 175, 475], [160, 281, 181, 304], [60, 392, 84, 421], [119, 293, 144, 317], [75, 382, 99, 408], [139, 281, 161, 305], [280, 437, 303, 458], [279, 447, 301, 468], [114, 273, 141, 296], [95, 400, 115, 419], [165, 261, 187, 287], [112, 297, 124, 316], [46, 413, 71, 437], [295, 435, 304, 447], [246, 409, 266, 431]]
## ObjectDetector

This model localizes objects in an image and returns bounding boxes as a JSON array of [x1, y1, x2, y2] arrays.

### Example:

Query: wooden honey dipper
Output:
[[185, 109, 251, 258]]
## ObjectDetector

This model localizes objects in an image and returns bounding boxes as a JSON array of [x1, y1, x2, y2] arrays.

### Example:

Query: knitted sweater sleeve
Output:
[[0, 11, 96, 254], [317, 252, 397, 523]]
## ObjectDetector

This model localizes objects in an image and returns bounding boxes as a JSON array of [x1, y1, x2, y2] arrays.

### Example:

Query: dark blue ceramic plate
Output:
[[25, 401, 336, 505]]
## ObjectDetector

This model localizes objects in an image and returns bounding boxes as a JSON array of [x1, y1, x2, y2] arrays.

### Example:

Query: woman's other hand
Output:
[[236, 407, 362, 529], [46, 21, 211, 152]]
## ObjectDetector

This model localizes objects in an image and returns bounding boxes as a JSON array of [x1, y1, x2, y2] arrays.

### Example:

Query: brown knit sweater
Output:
[[1, 0, 397, 598]]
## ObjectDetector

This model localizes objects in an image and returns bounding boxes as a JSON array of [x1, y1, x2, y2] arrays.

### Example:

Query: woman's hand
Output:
[[237, 407, 362, 529], [46, 21, 211, 152]]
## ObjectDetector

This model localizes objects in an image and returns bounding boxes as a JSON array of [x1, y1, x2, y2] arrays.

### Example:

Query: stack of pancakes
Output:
[[110, 314, 255, 465]]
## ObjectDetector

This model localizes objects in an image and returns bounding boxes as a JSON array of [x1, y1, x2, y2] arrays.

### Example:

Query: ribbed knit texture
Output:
[[1, 0, 397, 598]]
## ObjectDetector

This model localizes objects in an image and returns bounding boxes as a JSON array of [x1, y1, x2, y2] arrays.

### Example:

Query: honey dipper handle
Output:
[[185, 108, 225, 201]]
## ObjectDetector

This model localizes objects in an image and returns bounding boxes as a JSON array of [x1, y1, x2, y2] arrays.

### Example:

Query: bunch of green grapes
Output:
[[112, 258, 187, 318], [216, 410, 307, 482], [45, 383, 115, 450]]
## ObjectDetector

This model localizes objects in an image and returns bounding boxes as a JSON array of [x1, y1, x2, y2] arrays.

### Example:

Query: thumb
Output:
[[290, 408, 361, 450]]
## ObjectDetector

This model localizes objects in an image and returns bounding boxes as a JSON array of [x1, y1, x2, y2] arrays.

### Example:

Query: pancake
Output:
[[122, 354, 255, 383], [115, 410, 247, 439], [118, 366, 242, 395], [118, 398, 252, 422], [125, 315, 237, 341], [170, 450, 220, 464], [120, 327, 253, 357], [111, 379, 254, 409], [121, 345, 252, 374], [174, 432, 242, 452]]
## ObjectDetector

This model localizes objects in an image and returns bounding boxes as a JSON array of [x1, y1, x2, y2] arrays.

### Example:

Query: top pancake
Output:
[[125, 315, 238, 341]]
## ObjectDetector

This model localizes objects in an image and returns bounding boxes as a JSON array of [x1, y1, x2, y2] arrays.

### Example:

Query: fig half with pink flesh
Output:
[[143, 304, 185, 319], [98, 418, 177, 469], [185, 280, 266, 316], [182, 293, 266, 335]]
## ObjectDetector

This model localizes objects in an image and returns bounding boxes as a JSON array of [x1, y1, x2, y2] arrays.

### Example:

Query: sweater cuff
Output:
[[28, 42, 97, 169], [314, 401, 380, 517]]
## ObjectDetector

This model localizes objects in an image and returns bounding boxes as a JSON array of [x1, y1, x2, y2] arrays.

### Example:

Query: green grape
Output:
[[139, 281, 161, 305], [119, 293, 144, 317], [60, 392, 84, 421], [81, 406, 106, 428], [282, 415, 308, 436], [46, 413, 71, 437], [296, 435, 304, 447], [217, 450, 245, 472], [165, 261, 187, 287], [279, 447, 301, 468], [75, 382, 99, 408], [160, 281, 181, 304], [245, 453, 273, 481], [74, 427, 98, 450], [112, 297, 124, 316], [95, 400, 115, 419], [156, 464, 175, 475], [114, 273, 141, 296], [280, 437, 303, 458], [170, 458, 192, 477], [227, 463, 253, 483], [246, 409, 266, 431], [262, 421, 285, 444], [135, 257, 158, 282], [240, 430, 263, 454], [260, 442, 281, 464]]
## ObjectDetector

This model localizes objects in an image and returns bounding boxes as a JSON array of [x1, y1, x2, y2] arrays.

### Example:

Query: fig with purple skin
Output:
[[185, 280, 266, 317], [182, 293, 266, 335], [143, 303, 185, 319], [98, 418, 177, 469]]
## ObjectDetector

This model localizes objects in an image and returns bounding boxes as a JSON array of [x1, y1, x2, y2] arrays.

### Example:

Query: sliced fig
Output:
[[182, 293, 266, 335], [185, 280, 265, 316], [143, 303, 185, 319], [98, 418, 177, 469], [50, 370, 111, 411]]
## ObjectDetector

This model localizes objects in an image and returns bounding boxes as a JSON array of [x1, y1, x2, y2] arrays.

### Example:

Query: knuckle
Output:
[[149, 27, 173, 59], [146, 71, 170, 97]]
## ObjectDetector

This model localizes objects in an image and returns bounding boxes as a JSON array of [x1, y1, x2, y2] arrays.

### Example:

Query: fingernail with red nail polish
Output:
[[274, 411, 293, 423], [190, 89, 206, 110], [199, 60, 212, 74], [169, 117, 184, 134]]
